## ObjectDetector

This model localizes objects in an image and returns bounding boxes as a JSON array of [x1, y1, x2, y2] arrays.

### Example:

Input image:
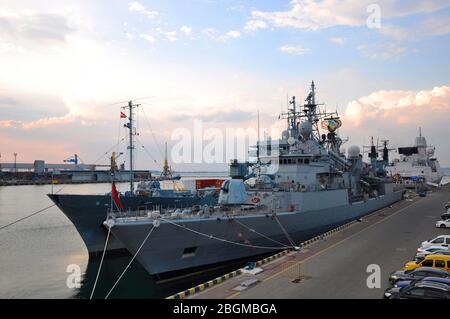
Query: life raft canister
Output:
[[251, 196, 261, 204]]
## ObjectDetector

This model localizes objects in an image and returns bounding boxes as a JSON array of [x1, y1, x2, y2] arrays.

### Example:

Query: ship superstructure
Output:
[[387, 128, 443, 186], [107, 82, 405, 279]]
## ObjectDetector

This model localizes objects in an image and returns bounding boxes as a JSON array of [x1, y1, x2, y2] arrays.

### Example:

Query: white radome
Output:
[[300, 121, 312, 137], [348, 145, 361, 159], [287, 137, 296, 145]]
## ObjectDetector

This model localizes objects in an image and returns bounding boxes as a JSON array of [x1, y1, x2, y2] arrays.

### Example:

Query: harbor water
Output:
[[0, 179, 233, 299]]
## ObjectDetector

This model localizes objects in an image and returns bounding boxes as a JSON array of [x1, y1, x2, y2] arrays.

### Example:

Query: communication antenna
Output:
[[257, 108, 260, 162]]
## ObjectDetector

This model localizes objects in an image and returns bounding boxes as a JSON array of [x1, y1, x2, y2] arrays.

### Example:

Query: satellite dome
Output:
[[287, 137, 296, 145], [300, 121, 312, 138], [348, 145, 361, 159]]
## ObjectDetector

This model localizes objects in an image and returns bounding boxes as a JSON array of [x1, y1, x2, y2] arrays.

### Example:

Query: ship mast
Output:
[[124, 100, 138, 194]]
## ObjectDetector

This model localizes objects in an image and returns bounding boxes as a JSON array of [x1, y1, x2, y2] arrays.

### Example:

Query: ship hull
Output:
[[110, 189, 404, 277], [47, 193, 218, 255]]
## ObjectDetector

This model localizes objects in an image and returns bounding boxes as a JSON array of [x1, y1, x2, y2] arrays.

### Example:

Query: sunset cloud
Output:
[[345, 85, 450, 127]]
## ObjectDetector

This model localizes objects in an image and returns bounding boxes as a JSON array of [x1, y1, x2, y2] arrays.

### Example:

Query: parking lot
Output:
[[232, 189, 450, 299]]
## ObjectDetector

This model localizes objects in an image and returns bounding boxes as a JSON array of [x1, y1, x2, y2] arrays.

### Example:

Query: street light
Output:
[[13, 153, 17, 174]]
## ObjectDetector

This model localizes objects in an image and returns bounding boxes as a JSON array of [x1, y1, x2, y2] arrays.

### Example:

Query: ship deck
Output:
[[176, 188, 450, 299]]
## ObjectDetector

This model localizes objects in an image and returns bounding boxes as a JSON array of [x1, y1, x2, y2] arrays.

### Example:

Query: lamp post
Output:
[[13, 153, 18, 174]]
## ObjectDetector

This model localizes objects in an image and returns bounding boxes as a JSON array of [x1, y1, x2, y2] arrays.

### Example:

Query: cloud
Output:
[[0, 92, 69, 121], [167, 107, 254, 124], [180, 25, 192, 35], [0, 11, 75, 50], [161, 30, 177, 41], [128, 1, 159, 19], [378, 24, 410, 40], [345, 85, 450, 127], [249, 0, 449, 31], [244, 20, 269, 32], [420, 15, 450, 36], [357, 43, 406, 60], [329, 37, 346, 45], [220, 30, 241, 42], [343, 85, 450, 164], [140, 29, 178, 44], [202, 28, 241, 42], [279, 45, 310, 55]]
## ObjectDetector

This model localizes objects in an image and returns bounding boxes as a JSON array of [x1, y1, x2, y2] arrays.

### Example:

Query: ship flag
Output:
[[120, 111, 127, 118], [111, 181, 123, 210]]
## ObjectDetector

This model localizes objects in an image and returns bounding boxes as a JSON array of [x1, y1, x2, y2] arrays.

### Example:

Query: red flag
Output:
[[120, 112, 127, 119], [111, 181, 123, 210]]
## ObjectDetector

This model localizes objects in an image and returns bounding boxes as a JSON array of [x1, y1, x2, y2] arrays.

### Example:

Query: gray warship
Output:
[[107, 82, 405, 278], [386, 128, 444, 187], [48, 101, 219, 255]]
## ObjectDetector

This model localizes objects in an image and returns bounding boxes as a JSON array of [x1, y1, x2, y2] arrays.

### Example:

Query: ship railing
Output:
[[114, 203, 273, 222]]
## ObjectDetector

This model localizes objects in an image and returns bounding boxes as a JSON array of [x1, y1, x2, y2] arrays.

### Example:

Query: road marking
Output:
[[228, 197, 422, 299]]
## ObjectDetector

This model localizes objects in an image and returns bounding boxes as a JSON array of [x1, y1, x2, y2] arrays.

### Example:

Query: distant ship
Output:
[[107, 82, 405, 279], [387, 129, 444, 187], [48, 101, 220, 256]]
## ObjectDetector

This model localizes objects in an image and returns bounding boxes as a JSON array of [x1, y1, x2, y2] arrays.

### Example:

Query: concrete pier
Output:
[[183, 189, 450, 299]]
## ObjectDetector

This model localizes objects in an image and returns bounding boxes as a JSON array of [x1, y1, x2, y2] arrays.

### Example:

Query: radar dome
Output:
[[348, 145, 361, 159], [300, 121, 312, 138], [287, 137, 296, 145]]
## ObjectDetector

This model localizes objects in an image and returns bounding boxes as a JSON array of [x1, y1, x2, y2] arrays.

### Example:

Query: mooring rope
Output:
[[0, 185, 68, 232], [89, 224, 112, 299], [161, 217, 288, 250], [232, 218, 292, 249], [104, 225, 156, 299], [273, 215, 297, 248]]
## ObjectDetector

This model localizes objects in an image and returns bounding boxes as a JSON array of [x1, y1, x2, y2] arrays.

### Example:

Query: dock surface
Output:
[[187, 189, 450, 299]]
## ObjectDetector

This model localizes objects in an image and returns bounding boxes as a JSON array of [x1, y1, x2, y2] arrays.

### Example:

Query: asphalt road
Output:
[[236, 190, 450, 299]]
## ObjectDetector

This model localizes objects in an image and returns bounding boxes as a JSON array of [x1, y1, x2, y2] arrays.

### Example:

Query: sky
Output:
[[0, 0, 449, 171]]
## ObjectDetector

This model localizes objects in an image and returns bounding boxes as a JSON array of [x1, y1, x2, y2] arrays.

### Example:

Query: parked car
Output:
[[384, 280, 450, 299], [442, 211, 450, 221], [429, 250, 450, 257], [389, 267, 450, 285], [417, 250, 450, 262], [420, 235, 450, 249], [404, 254, 450, 272], [416, 246, 449, 259], [436, 219, 450, 229], [394, 276, 450, 289]]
